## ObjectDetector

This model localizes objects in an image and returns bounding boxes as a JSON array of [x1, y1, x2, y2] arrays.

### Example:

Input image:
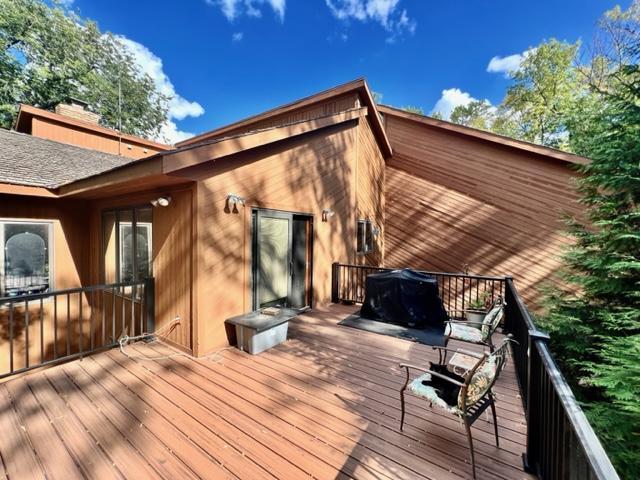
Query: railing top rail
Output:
[[535, 340, 621, 480], [0, 279, 148, 304], [334, 263, 508, 282]]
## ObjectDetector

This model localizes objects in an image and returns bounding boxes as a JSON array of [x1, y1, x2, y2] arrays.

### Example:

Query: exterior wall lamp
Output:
[[226, 193, 246, 213], [372, 225, 381, 236], [150, 195, 171, 207], [321, 208, 335, 222]]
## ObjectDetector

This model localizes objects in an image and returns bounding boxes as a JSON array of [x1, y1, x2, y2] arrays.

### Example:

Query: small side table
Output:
[[448, 350, 480, 376]]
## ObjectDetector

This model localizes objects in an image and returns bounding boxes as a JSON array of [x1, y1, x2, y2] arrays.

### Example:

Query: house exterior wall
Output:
[[0, 195, 90, 373], [383, 113, 582, 307], [188, 118, 387, 355], [31, 117, 166, 159], [87, 185, 196, 353]]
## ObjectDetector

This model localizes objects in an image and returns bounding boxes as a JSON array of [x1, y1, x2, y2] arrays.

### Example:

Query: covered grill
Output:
[[359, 269, 448, 329]]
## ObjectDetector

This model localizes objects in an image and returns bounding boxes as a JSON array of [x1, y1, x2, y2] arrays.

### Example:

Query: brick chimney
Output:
[[54, 98, 101, 125]]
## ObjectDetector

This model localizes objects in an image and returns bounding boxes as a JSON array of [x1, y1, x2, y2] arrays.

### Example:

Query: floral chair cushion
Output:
[[458, 355, 498, 410], [409, 373, 461, 414], [445, 322, 484, 343], [481, 302, 505, 340]]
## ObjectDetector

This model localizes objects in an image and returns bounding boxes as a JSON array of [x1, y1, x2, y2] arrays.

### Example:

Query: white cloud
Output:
[[58, 0, 75, 7], [206, 0, 286, 22], [232, 32, 244, 42], [325, 0, 416, 41], [117, 36, 204, 143], [487, 48, 536, 76], [432, 88, 476, 120]]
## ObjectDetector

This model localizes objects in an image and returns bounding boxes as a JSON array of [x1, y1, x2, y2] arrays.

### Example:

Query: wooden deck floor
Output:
[[0, 304, 534, 480]]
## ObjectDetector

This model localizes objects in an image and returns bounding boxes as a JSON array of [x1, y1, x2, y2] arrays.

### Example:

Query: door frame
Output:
[[251, 207, 314, 310]]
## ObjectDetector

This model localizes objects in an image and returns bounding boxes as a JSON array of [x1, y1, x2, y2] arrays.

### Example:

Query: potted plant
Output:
[[466, 292, 491, 327]]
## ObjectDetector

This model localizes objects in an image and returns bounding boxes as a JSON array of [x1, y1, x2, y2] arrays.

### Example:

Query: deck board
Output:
[[0, 304, 534, 480]]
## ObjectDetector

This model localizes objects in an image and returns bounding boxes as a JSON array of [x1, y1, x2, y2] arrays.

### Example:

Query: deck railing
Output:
[[0, 277, 154, 379], [331, 263, 619, 480]]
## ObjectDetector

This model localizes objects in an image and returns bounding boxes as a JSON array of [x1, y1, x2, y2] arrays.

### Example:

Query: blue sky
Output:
[[67, 0, 625, 143]]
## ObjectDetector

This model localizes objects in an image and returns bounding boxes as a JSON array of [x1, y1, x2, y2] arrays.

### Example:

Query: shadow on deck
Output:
[[0, 303, 533, 480]]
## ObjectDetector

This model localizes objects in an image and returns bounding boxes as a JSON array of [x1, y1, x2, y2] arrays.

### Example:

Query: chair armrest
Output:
[[446, 320, 486, 327], [431, 346, 484, 358], [399, 363, 465, 387]]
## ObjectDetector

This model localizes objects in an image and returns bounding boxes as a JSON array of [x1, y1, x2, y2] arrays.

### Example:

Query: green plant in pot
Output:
[[466, 292, 491, 328]]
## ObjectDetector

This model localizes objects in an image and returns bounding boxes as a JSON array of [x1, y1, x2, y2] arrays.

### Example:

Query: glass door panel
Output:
[[257, 215, 291, 307]]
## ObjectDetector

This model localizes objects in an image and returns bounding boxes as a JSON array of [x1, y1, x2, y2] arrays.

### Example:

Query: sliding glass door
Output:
[[252, 209, 312, 310]]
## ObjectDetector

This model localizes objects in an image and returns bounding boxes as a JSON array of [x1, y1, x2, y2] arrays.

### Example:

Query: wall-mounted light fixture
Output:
[[321, 208, 335, 222], [372, 225, 381, 236], [150, 195, 172, 207], [226, 193, 246, 213]]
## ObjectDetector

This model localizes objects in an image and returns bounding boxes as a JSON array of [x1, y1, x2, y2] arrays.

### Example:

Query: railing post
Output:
[[331, 262, 340, 303], [144, 277, 155, 334], [523, 329, 551, 474]]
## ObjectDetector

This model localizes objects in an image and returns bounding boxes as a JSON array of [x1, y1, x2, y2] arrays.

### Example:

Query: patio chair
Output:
[[440, 296, 506, 363], [398, 336, 513, 479]]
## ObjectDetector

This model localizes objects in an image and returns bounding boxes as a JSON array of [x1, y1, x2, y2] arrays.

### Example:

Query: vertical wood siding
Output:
[[383, 114, 583, 308]]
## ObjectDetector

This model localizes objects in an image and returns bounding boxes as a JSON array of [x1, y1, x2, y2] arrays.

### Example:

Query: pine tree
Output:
[[539, 5, 640, 476]]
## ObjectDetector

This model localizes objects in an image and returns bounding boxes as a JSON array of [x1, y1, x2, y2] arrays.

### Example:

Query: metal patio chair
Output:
[[440, 296, 506, 363], [399, 336, 513, 479]]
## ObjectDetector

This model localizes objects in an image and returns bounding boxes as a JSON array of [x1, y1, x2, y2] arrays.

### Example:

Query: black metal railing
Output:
[[0, 277, 155, 379], [331, 262, 506, 314], [331, 263, 619, 480], [503, 279, 619, 480]]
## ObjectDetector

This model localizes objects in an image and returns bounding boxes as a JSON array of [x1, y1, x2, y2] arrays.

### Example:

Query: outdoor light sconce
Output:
[[321, 208, 335, 222], [226, 193, 246, 213], [372, 225, 381, 236], [150, 195, 171, 207]]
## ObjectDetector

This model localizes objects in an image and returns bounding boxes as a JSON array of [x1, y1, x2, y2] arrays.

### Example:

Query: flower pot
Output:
[[466, 310, 486, 329]]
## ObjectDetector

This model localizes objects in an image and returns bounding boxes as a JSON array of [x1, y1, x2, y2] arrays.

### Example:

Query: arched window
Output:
[[0, 222, 52, 297]]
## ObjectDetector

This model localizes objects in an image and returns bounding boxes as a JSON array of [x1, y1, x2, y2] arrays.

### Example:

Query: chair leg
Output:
[[442, 337, 450, 364], [400, 388, 406, 431], [464, 419, 477, 480], [490, 395, 500, 448]]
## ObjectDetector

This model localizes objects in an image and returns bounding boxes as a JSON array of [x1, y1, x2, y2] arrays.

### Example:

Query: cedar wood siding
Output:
[[356, 114, 385, 266], [192, 122, 359, 355], [0, 195, 90, 373], [383, 113, 582, 308], [30, 116, 167, 159], [87, 186, 195, 353]]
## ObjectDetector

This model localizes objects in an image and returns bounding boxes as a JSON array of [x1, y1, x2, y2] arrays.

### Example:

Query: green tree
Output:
[[502, 39, 581, 149], [450, 100, 493, 130], [0, 0, 168, 138], [539, 5, 640, 476]]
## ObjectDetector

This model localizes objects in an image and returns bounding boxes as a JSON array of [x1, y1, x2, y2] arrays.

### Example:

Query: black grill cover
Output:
[[360, 269, 448, 329]]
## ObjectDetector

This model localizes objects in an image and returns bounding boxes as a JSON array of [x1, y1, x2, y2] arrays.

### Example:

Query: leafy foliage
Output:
[[450, 100, 494, 130], [0, 0, 168, 138], [538, 4, 640, 476], [400, 105, 424, 115]]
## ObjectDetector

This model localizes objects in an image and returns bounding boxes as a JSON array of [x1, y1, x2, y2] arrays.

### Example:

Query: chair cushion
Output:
[[408, 372, 461, 414], [459, 354, 499, 409], [445, 323, 484, 343], [481, 302, 505, 339]]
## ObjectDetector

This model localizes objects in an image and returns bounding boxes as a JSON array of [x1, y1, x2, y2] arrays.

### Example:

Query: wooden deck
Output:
[[0, 304, 533, 480]]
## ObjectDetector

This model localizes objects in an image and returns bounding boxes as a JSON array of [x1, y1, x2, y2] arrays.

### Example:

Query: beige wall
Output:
[[383, 113, 582, 307]]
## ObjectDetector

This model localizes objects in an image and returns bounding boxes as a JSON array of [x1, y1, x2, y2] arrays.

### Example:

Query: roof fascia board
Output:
[[378, 104, 589, 165], [163, 107, 366, 174], [0, 183, 58, 198]]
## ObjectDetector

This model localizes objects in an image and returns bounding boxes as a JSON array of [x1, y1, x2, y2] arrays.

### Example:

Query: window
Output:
[[102, 207, 153, 284], [356, 219, 374, 255], [0, 221, 53, 297]]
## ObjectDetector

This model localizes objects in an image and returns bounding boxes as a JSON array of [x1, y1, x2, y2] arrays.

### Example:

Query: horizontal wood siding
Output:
[[190, 93, 360, 144], [356, 116, 385, 266], [193, 123, 359, 354], [383, 114, 583, 308]]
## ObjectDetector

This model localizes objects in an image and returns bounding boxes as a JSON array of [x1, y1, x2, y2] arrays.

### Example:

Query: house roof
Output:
[[377, 104, 590, 166], [0, 128, 137, 189], [15, 104, 172, 151], [176, 78, 393, 158]]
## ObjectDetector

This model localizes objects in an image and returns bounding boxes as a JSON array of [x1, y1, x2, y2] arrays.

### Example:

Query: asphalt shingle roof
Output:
[[0, 128, 137, 189]]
